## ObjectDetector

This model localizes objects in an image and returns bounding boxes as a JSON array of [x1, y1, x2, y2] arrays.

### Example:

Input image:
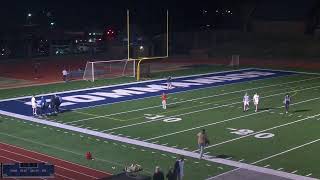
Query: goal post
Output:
[[229, 54, 240, 68], [83, 59, 136, 82]]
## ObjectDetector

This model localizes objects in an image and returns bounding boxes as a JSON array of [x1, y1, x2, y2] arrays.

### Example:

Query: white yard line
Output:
[[66, 76, 320, 124], [0, 111, 316, 180], [141, 90, 320, 141], [105, 85, 320, 132], [199, 113, 320, 151], [205, 168, 241, 180], [252, 138, 320, 165], [254, 68, 320, 76]]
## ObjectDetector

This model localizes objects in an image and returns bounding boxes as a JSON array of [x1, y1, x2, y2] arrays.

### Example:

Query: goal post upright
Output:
[[136, 9, 169, 81], [166, 9, 169, 57], [91, 62, 95, 82]]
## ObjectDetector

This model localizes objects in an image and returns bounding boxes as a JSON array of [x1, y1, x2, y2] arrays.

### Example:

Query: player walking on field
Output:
[[161, 92, 167, 110], [167, 76, 172, 90], [31, 96, 37, 116], [284, 94, 291, 114], [253, 92, 260, 112], [243, 93, 250, 112], [197, 129, 209, 159]]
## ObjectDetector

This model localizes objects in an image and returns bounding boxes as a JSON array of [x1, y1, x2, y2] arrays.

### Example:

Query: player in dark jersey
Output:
[[167, 76, 172, 90], [284, 94, 291, 114]]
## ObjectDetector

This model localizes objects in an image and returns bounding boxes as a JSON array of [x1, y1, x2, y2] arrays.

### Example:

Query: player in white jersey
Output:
[[31, 96, 37, 116], [253, 93, 260, 112], [243, 93, 250, 112]]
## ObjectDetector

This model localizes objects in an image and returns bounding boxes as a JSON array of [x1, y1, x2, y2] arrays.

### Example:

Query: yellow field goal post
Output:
[[126, 9, 169, 81]]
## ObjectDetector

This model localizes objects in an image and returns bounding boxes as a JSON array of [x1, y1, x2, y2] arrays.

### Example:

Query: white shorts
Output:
[[254, 101, 259, 105], [32, 103, 37, 109], [243, 101, 249, 106], [162, 100, 166, 105]]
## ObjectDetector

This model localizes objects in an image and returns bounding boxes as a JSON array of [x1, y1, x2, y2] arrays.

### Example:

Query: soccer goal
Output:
[[229, 55, 240, 68], [83, 59, 136, 82]]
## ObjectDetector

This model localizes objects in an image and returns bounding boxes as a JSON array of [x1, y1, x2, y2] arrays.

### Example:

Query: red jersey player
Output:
[[161, 92, 167, 109]]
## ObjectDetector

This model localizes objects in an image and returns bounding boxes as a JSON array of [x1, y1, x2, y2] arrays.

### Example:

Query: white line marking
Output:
[[264, 164, 270, 167], [227, 128, 237, 131], [0, 109, 317, 180], [277, 168, 283, 171], [66, 76, 320, 124], [205, 168, 241, 180], [103, 85, 320, 133], [306, 173, 312, 177], [148, 96, 320, 142], [291, 170, 298, 174], [253, 138, 320, 165], [201, 113, 320, 151]]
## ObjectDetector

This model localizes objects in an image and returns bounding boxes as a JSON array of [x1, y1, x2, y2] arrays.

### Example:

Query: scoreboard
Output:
[[1, 163, 54, 178]]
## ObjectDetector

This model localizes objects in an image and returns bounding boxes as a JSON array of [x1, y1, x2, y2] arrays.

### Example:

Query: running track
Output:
[[0, 142, 112, 180]]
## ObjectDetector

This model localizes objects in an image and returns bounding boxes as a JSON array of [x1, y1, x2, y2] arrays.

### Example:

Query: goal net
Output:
[[229, 55, 240, 68], [83, 59, 136, 82]]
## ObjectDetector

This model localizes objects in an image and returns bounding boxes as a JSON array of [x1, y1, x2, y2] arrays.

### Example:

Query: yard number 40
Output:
[[144, 114, 182, 123], [229, 128, 275, 139]]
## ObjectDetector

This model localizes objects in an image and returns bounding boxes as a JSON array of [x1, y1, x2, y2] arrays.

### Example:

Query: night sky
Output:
[[0, 0, 317, 31]]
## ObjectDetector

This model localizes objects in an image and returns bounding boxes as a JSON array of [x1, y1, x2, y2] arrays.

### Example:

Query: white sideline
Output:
[[205, 168, 240, 180], [145, 96, 320, 142], [0, 68, 255, 102], [64, 68, 301, 112], [254, 68, 320, 76], [103, 85, 320, 133], [66, 76, 320, 124], [0, 110, 316, 180]]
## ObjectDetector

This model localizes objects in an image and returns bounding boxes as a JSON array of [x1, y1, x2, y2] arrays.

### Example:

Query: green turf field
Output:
[[0, 66, 320, 179]]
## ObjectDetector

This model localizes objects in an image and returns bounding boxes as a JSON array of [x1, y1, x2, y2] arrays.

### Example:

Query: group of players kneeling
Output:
[[31, 94, 63, 117]]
